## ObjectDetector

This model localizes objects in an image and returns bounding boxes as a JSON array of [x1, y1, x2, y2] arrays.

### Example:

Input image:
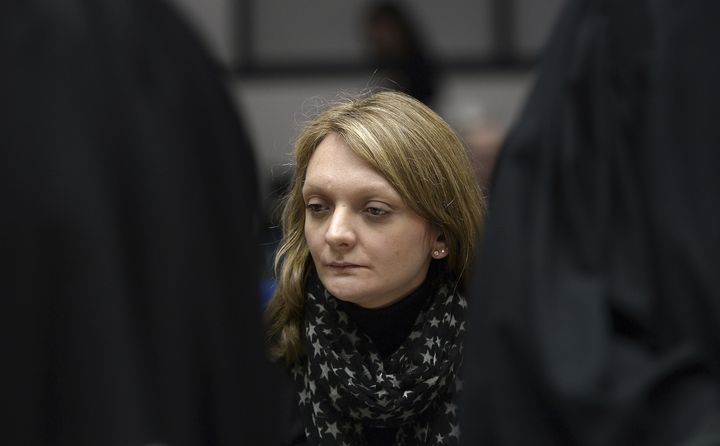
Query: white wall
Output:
[[253, 0, 495, 64], [232, 73, 532, 200], [163, 0, 558, 199], [230, 76, 370, 200], [164, 0, 565, 66]]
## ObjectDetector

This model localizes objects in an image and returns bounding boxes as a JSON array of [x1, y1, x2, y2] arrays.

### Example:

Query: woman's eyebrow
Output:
[[302, 182, 399, 200], [302, 184, 384, 193]]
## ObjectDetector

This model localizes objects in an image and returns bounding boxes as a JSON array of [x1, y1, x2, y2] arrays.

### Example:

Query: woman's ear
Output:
[[431, 232, 448, 259]]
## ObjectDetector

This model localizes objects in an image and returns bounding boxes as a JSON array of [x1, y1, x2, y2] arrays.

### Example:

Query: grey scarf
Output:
[[291, 274, 466, 445]]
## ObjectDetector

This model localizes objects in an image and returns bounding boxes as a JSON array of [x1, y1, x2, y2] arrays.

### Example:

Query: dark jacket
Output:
[[462, 0, 720, 445], [0, 1, 281, 444]]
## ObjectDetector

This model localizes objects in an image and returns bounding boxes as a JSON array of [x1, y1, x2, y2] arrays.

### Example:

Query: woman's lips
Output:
[[327, 262, 363, 271]]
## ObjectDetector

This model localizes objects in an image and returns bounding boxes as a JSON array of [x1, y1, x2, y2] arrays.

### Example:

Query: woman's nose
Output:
[[325, 207, 356, 248]]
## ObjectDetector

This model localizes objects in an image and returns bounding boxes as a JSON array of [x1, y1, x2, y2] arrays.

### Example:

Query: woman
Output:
[[266, 91, 484, 445]]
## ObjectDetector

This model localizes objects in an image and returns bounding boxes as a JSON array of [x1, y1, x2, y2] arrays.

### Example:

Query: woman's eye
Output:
[[305, 203, 327, 214], [365, 206, 388, 217]]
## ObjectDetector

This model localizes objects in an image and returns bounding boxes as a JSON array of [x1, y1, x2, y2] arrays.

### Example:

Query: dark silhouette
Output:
[[0, 0, 281, 444], [364, 2, 439, 107], [462, 0, 720, 445]]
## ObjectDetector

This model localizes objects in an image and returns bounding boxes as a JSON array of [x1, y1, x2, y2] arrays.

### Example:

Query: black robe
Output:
[[0, 1, 281, 445], [462, 0, 720, 445]]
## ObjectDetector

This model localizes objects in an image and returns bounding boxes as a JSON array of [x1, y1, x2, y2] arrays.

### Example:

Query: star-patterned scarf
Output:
[[291, 272, 466, 445]]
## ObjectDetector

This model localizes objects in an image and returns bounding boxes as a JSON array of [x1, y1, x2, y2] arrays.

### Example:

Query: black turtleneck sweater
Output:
[[336, 272, 433, 360]]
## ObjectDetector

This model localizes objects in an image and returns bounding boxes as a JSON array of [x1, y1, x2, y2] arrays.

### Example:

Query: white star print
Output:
[[425, 337, 435, 349], [429, 317, 440, 327], [320, 362, 330, 379], [445, 402, 457, 416], [436, 433, 445, 443], [306, 322, 316, 338], [312, 401, 323, 415], [338, 311, 348, 325], [325, 421, 340, 439], [312, 340, 322, 357], [329, 386, 340, 403], [409, 330, 422, 340], [449, 423, 461, 438], [344, 367, 356, 379], [346, 329, 360, 345], [421, 350, 433, 364], [387, 374, 400, 387], [298, 389, 309, 405]]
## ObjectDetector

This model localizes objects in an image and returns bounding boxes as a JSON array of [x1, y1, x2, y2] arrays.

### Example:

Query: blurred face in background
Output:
[[302, 133, 445, 309]]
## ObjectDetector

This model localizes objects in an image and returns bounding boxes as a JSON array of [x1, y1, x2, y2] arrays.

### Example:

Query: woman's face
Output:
[[303, 133, 445, 309]]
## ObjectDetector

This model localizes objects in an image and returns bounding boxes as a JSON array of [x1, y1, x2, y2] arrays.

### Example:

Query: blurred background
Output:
[[167, 0, 565, 198], [164, 0, 566, 302]]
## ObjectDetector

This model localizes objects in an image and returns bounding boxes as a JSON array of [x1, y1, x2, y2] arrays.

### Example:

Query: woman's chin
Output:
[[323, 282, 364, 303]]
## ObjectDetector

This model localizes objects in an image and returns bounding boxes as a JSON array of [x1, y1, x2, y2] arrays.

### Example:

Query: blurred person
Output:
[[265, 91, 484, 445], [462, 0, 720, 445], [444, 102, 504, 188], [465, 121, 502, 188], [364, 2, 439, 107], [0, 0, 281, 445]]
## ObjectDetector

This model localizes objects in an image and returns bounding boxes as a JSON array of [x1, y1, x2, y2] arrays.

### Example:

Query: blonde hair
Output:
[[265, 91, 485, 364]]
